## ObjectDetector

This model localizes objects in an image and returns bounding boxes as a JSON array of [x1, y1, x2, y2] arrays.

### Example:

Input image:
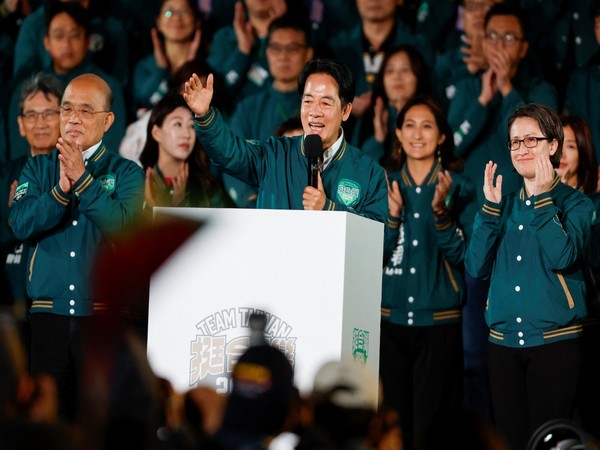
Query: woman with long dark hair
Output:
[[381, 95, 476, 450], [140, 92, 232, 209], [353, 45, 430, 165], [558, 113, 600, 439]]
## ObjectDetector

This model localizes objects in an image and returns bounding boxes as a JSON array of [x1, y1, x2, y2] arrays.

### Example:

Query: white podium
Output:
[[146, 208, 383, 404]]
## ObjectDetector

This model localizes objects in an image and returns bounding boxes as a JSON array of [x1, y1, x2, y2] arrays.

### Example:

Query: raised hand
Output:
[[486, 45, 513, 96], [432, 170, 453, 215], [233, 1, 254, 54], [8, 180, 17, 207], [172, 162, 189, 205], [386, 174, 403, 218], [151, 28, 169, 69], [186, 29, 202, 62], [57, 137, 85, 186], [373, 97, 389, 143], [302, 172, 326, 210], [532, 154, 554, 196], [144, 167, 157, 208], [461, 33, 487, 75], [183, 73, 213, 117], [478, 67, 497, 106], [351, 91, 372, 118], [483, 160, 502, 203]]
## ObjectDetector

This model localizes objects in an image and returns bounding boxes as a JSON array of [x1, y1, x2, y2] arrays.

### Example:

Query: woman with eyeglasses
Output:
[[466, 104, 595, 450], [381, 95, 477, 450], [557, 113, 600, 439], [131, 0, 202, 116], [139, 92, 233, 211]]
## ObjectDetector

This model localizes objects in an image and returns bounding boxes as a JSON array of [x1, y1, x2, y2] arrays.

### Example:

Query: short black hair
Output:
[[592, 0, 600, 19], [298, 59, 355, 108], [19, 72, 64, 115], [484, 3, 527, 39], [45, 1, 90, 36], [267, 14, 310, 46], [507, 103, 563, 168]]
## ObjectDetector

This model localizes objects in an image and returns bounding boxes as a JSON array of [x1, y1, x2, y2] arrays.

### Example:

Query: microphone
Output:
[[304, 134, 323, 188]]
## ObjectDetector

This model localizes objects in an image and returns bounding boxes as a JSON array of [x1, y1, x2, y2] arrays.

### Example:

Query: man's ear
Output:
[[341, 103, 352, 122], [17, 116, 26, 138], [103, 112, 115, 132]]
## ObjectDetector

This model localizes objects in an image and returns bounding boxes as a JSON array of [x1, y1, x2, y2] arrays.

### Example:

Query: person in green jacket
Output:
[[465, 103, 594, 450], [131, 0, 202, 115], [557, 113, 600, 439], [0, 73, 64, 331], [226, 15, 314, 207], [206, 0, 287, 103], [183, 58, 388, 223], [9, 73, 144, 421], [448, 3, 558, 207], [381, 95, 477, 450], [7, 2, 126, 162]]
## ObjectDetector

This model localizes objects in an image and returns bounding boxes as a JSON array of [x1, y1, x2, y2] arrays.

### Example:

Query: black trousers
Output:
[[487, 339, 581, 450], [29, 313, 91, 421], [379, 320, 463, 450]]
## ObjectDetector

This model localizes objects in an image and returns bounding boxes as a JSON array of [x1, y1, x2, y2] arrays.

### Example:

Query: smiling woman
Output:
[[380, 95, 477, 450], [466, 103, 595, 450]]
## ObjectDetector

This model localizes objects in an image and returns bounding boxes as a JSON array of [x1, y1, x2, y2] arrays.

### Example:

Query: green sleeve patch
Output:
[[13, 182, 29, 203], [98, 174, 116, 194]]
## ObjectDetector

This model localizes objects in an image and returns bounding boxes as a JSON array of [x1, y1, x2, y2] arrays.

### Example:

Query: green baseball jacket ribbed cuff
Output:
[[51, 185, 72, 206], [481, 199, 501, 218]]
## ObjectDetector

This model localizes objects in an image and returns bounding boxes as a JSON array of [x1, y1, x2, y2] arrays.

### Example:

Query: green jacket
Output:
[[206, 26, 270, 102], [382, 161, 477, 326], [194, 108, 388, 223], [466, 175, 594, 348], [9, 143, 144, 316], [447, 65, 557, 205], [226, 85, 300, 207], [8, 57, 127, 161]]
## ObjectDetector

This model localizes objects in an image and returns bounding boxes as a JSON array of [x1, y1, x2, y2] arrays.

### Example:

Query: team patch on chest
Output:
[[98, 174, 116, 194], [336, 179, 361, 207]]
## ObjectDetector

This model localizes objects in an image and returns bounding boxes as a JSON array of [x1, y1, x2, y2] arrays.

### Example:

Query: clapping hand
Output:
[[531, 154, 554, 196], [432, 170, 452, 215], [57, 137, 85, 193], [386, 174, 403, 217], [483, 160, 502, 203]]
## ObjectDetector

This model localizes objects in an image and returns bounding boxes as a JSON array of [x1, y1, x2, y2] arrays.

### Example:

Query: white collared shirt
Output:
[[321, 128, 345, 170], [82, 141, 102, 164]]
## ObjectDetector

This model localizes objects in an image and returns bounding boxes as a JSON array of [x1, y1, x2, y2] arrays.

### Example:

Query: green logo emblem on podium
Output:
[[352, 328, 369, 365]]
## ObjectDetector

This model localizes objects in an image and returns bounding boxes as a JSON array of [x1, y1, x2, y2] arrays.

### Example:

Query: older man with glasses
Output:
[[9, 73, 144, 422], [0, 73, 63, 339]]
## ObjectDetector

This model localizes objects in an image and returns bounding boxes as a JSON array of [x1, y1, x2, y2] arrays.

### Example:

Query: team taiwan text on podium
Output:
[[146, 208, 383, 405]]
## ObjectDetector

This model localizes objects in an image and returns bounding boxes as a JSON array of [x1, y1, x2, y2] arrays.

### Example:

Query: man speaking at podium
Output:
[[183, 58, 387, 224]]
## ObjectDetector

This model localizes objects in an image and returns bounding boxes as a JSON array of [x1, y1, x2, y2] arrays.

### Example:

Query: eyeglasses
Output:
[[59, 105, 109, 120], [162, 8, 193, 18], [508, 136, 549, 151], [267, 43, 307, 55], [485, 31, 523, 45], [21, 109, 60, 123]]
